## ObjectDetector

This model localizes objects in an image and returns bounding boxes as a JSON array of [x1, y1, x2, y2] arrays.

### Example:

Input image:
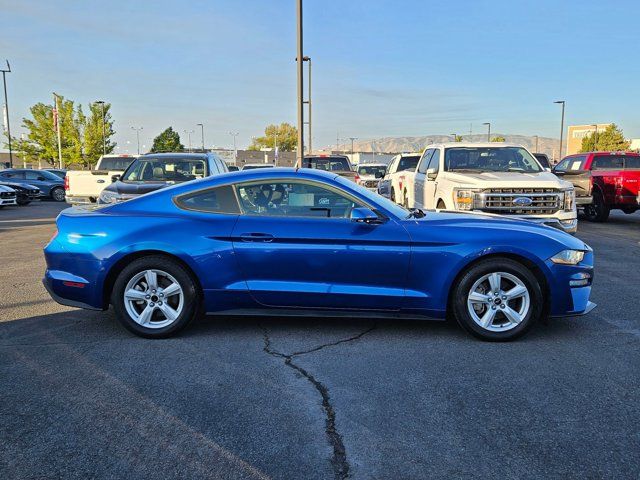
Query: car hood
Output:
[[107, 181, 175, 195], [402, 210, 586, 250], [0, 181, 39, 191], [445, 171, 571, 189]]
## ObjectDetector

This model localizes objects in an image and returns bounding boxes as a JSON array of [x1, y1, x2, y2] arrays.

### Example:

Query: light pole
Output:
[[296, 0, 304, 165], [534, 135, 539, 152], [53, 93, 63, 168], [349, 137, 357, 162], [96, 100, 107, 156], [183, 129, 194, 152], [229, 131, 239, 162], [131, 126, 143, 155], [1, 60, 13, 167], [482, 122, 491, 142], [554, 100, 565, 160], [590, 124, 599, 150], [197, 123, 204, 151], [302, 56, 312, 154]]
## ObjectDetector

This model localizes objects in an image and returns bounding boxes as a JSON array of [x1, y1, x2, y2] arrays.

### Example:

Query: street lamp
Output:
[[302, 56, 312, 154], [296, 0, 304, 164], [229, 131, 239, 162], [554, 100, 565, 160], [183, 129, 194, 153], [1, 60, 13, 167], [53, 92, 63, 168], [196, 123, 205, 151], [349, 137, 357, 162], [534, 135, 539, 152], [95, 100, 106, 156], [131, 126, 143, 155], [482, 123, 491, 142], [590, 124, 599, 150]]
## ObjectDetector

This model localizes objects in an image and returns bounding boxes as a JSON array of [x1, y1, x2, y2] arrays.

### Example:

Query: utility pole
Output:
[[534, 135, 539, 152], [131, 126, 143, 155], [183, 129, 194, 152], [483, 122, 491, 142], [296, 0, 304, 165], [273, 130, 278, 166], [96, 100, 107, 155], [1, 60, 13, 167], [336, 132, 340, 153], [349, 137, 357, 163], [554, 100, 565, 160], [229, 131, 239, 162], [302, 56, 312, 154], [197, 123, 205, 151], [53, 93, 63, 168]]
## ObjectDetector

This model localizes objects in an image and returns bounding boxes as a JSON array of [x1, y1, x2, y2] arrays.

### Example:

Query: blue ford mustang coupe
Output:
[[43, 168, 595, 341]]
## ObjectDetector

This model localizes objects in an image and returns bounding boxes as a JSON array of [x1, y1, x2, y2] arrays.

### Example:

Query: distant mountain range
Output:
[[332, 134, 562, 159]]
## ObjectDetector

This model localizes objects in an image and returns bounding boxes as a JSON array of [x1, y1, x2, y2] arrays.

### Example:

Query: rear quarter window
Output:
[[175, 185, 240, 214]]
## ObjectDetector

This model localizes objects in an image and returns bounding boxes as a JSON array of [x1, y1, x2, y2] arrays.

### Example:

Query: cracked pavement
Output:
[[1, 202, 640, 479]]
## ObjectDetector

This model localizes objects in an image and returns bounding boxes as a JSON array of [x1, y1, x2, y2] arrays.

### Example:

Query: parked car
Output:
[[533, 153, 552, 170], [45, 168, 67, 179], [0, 181, 40, 205], [0, 185, 18, 208], [241, 163, 274, 171], [43, 167, 595, 341], [0, 168, 65, 201], [554, 151, 640, 222], [355, 163, 387, 191], [395, 143, 577, 233], [65, 155, 136, 204], [377, 152, 422, 200], [98, 152, 228, 204], [298, 154, 358, 182]]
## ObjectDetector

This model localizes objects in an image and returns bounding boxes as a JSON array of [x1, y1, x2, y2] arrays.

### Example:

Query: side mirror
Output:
[[544, 167, 552, 173], [374, 171, 384, 179], [111, 174, 121, 183], [426, 168, 438, 180], [350, 207, 383, 225]]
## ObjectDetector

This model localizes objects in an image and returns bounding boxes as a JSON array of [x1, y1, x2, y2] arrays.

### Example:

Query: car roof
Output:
[[138, 152, 212, 159], [425, 142, 528, 149]]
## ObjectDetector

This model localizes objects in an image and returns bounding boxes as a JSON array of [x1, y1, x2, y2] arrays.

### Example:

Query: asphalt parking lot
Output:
[[1, 201, 639, 479]]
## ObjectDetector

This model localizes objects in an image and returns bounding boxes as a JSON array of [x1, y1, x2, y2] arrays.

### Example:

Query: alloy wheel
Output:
[[123, 269, 184, 329], [466, 271, 530, 332]]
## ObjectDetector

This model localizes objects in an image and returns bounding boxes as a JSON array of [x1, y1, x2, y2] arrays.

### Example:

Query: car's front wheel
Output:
[[452, 258, 543, 341], [111, 256, 200, 338]]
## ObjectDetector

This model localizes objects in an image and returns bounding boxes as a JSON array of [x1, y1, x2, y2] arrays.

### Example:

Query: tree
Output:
[[248, 123, 297, 151], [453, 135, 464, 142], [150, 127, 184, 153], [580, 124, 630, 152], [84, 102, 116, 167], [10, 96, 116, 168], [491, 136, 506, 142]]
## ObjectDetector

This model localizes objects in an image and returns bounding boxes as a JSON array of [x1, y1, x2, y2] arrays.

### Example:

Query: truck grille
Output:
[[478, 188, 561, 215]]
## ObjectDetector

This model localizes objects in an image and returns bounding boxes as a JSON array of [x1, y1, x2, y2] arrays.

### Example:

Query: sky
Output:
[[2, 0, 639, 152]]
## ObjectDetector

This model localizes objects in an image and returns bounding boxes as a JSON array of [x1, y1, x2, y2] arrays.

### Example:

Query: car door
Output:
[[422, 148, 441, 209], [230, 178, 411, 310], [23, 170, 50, 194], [412, 149, 433, 209]]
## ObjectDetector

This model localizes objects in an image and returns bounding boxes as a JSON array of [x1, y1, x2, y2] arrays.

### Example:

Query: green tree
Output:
[[83, 102, 116, 167], [491, 136, 506, 142], [248, 123, 297, 151], [580, 124, 630, 152], [150, 127, 184, 153], [453, 135, 464, 142]]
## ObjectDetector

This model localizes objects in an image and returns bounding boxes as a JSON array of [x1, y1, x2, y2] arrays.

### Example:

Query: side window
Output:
[[25, 171, 43, 180], [568, 155, 587, 171], [592, 155, 623, 170], [217, 158, 229, 173], [624, 156, 640, 169], [427, 149, 441, 172], [175, 185, 240, 214], [554, 158, 571, 171], [2, 171, 24, 179], [236, 181, 362, 219], [417, 150, 434, 174]]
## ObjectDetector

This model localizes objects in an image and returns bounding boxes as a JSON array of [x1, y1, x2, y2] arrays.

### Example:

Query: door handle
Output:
[[240, 233, 274, 242]]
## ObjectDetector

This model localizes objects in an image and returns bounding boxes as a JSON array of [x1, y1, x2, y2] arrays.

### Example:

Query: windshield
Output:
[[397, 155, 420, 172], [303, 156, 352, 171], [333, 175, 409, 219], [122, 157, 207, 182], [99, 156, 135, 171], [357, 165, 386, 177], [445, 147, 542, 173]]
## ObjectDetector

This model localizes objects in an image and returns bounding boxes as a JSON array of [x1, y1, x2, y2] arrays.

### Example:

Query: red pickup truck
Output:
[[554, 151, 640, 222]]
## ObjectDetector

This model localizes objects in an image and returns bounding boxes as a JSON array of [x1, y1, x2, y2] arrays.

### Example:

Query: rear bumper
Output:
[[42, 275, 103, 311], [65, 195, 97, 205]]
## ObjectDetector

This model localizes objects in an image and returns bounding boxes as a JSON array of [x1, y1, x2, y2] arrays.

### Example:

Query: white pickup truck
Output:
[[65, 155, 136, 205], [394, 143, 577, 233]]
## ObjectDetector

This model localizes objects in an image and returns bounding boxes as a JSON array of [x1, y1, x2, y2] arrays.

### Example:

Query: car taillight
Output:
[[354, 174, 360, 182], [64, 176, 69, 190]]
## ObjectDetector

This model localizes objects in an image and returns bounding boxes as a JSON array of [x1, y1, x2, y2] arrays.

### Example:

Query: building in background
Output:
[[566, 124, 611, 155], [629, 139, 640, 152]]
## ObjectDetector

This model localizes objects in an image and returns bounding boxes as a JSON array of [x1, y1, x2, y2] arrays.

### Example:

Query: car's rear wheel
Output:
[[51, 187, 65, 202], [111, 256, 200, 338], [583, 191, 609, 222], [452, 258, 543, 341]]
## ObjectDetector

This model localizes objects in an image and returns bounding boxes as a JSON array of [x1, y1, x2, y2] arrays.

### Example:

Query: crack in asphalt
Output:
[[261, 323, 377, 480]]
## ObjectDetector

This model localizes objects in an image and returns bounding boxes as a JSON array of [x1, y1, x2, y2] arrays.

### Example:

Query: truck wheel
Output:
[[51, 187, 65, 202], [583, 192, 609, 222]]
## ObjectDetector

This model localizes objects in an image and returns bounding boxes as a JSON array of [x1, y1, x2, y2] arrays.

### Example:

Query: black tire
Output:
[[583, 191, 609, 222], [451, 258, 543, 341], [111, 255, 201, 338], [51, 187, 65, 202]]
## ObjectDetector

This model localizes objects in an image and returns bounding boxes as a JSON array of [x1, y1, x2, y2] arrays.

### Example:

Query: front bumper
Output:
[[547, 248, 596, 317], [575, 195, 593, 206], [0, 197, 17, 206]]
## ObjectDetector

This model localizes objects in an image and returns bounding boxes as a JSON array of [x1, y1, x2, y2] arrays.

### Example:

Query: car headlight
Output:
[[453, 189, 479, 211], [563, 189, 575, 212], [550, 249, 585, 265], [99, 190, 120, 204]]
